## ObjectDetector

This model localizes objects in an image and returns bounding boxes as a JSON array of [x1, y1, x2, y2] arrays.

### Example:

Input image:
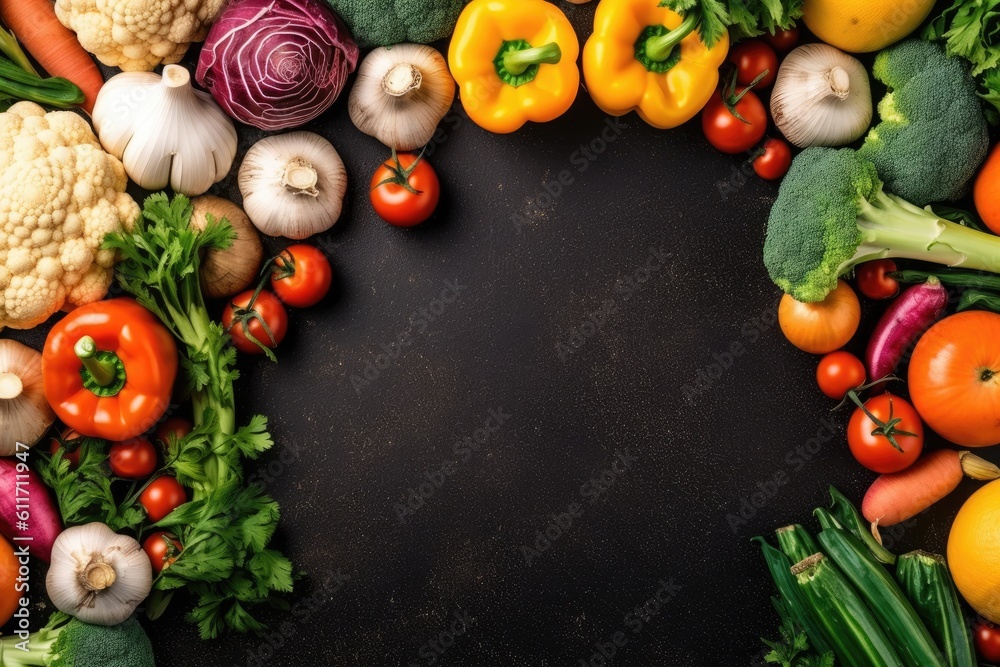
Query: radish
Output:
[[866, 276, 947, 381], [862, 449, 1000, 527], [0, 457, 62, 562]]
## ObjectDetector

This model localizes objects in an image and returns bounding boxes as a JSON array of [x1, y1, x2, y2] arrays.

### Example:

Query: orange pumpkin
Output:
[[909, 311, 1000, 447]]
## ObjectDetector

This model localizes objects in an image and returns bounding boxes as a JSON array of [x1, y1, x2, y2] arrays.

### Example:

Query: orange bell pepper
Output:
[[583, 0, 730, 129], [448, 0, 579, 134], [42, 298, 178, 441]]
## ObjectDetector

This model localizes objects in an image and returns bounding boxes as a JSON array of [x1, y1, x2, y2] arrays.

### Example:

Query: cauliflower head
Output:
[[0, 102, 139, 330], [55, 0, 226, 72]]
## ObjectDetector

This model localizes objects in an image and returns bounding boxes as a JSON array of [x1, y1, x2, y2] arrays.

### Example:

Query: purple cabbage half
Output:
[[196, 0, 360, 131]]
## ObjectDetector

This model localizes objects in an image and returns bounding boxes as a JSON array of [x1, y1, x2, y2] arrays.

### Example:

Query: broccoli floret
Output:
[[764, 147, 1000, 302], [0, 613, 155, 667], [325, 0, 468, 48], [858, 39, 989, 206]]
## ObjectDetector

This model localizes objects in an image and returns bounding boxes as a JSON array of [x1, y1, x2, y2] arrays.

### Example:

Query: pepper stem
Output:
[[0, 372, 22, 400], [75, 336, 117, 387], [503, 42, 562, 76], [644, 12, 700, 63]]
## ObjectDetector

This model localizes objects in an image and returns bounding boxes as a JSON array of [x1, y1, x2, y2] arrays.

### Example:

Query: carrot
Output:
[[0, 0, 103, 114], [975, 144, 1000, 236], [862, 449, 1000, 527]]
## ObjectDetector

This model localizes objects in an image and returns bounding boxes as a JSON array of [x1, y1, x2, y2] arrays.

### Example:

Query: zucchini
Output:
[[829, 485, 896, 565], [818, 528, 946, 667], [775, 524, 819, 563], [754, 537, 834, 656], [896, 551, 976, 667], [792, 553, 903, 667]]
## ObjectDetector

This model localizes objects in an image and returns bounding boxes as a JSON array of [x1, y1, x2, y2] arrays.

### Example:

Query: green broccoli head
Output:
[[764, 148, 881, 302], [325, 0, 469, 48], [858, 39, 989, 206], [0, 614, 155, 667]]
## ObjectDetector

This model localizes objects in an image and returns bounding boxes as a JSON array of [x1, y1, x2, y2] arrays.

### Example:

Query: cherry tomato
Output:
[[728, 40, 778, 88], [702, 88, 768, 154], [154, 417, 192, 450], [143, 531, 182, 574], [764, 25, 799, 52], [976, 621, 1000, 662], [816, 351, 866, 400], [855, 259, 900, 300], [752, 138, 793, 181], [847, 393, 924, 473], [48, 428, 82, 469], [370, 152, 440, 227], [270, 244, 333, 308], [140, 476, 187, 522], [109, 438, 157, 479], [222, 290, 288, 355]]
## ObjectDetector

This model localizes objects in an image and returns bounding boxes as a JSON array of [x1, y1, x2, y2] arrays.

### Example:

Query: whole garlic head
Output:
[[92, 65, 238, 196]]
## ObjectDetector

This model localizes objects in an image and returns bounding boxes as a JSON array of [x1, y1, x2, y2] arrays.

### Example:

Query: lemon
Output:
[[948, 480, 1000, 623], [802, 0, 936, 53]]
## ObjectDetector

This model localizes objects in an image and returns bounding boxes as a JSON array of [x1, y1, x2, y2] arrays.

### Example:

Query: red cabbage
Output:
[[196, 0, 359, 131]]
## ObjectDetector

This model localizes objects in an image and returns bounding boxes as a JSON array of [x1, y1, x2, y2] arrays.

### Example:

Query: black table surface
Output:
[[6, 3, 997, 666]]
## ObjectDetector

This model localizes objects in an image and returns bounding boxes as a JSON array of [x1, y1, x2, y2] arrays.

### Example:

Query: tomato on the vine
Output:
[[270, 244, 333, 308], [109, 438, 157, 479], [847, 393, 924, 473], [143, 531, 182, 574], [48, 428, 82, 469], [764, 25, 799, 52], [702, 76, 768, 154], [816, 351, 866, 400], [855, 259, 899, 300], [752, 138, 792, 181], [370, 151, 440, 227], [728, 40, 778, 88], [222, 290, 288, 357], [140, 476, 187, 522]]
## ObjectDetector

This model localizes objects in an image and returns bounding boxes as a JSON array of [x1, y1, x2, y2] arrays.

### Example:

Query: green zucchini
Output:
[[776, 524, 819, 563], [818, 528, 946, 667], [896, 551, 976, 667], [754, 537, 834, 656], [829, 485, 896, 565], [792, 553, 903, 667]]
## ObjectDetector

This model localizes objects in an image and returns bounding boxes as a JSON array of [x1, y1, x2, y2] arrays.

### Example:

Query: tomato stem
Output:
[[372, 148, 425, 196], [846, 390, 917, 454], [720, 66, 768, 125]]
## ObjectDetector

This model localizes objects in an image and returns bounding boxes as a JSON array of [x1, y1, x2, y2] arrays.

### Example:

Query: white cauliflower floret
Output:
[[55, 0, 226, 72], [0, 102, 139, 330]]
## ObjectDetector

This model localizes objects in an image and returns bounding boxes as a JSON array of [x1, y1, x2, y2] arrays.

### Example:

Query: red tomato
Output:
[[154, 417, 192, 449], [816, 351, 866, 400], [109, 438, 157, 479], [702, 88, 768, 154], [143, 531, 182, 574], [976, 621, 1000, 662], [270, 244, 333, 308], [370, 152, 440, 227], [847, 393, 924, 473], [140, 476, 187, 523], [728, 40, 778, 88], [855, 259, 900, 300], [753, 138, 792, 181], [222, 290, 289, 356], [48, 428, 82, 469], [764, 26, 799, 52]]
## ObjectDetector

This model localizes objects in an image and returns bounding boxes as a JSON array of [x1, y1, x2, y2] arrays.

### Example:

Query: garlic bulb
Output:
[[239, 132, 348, 240], [0, 339, 55, 456], [770, 44, 872, 148], [349, 44, 455, 151], [92, 65, 238, 196], [46, 523, 153, 626]]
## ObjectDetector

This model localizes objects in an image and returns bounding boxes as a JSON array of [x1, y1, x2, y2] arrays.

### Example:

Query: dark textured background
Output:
[[5, 2, 998, 665]]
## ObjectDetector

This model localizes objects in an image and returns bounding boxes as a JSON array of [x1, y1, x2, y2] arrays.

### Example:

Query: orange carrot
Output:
[[0, 0, 103, 114], [862, 450, 1000, 527]]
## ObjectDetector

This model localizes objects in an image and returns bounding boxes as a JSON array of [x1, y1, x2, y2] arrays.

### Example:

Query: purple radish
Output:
[[866, 276, 947, 381], [0, 457, 62, 562]]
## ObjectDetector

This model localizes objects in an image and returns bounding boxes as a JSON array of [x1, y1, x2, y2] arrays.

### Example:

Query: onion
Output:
[[0, 339, 54, 455], [195, 0, 360, 131], [189, 196, 264, 299]]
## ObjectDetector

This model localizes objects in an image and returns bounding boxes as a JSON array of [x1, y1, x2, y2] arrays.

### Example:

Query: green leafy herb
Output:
[[762, 611, 835, 667], [657, 0, 802, 48]]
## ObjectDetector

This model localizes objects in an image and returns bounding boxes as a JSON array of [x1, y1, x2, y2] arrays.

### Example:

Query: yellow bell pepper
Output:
[[583, 0, 730, 130], [448, 0, 579, 134]]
